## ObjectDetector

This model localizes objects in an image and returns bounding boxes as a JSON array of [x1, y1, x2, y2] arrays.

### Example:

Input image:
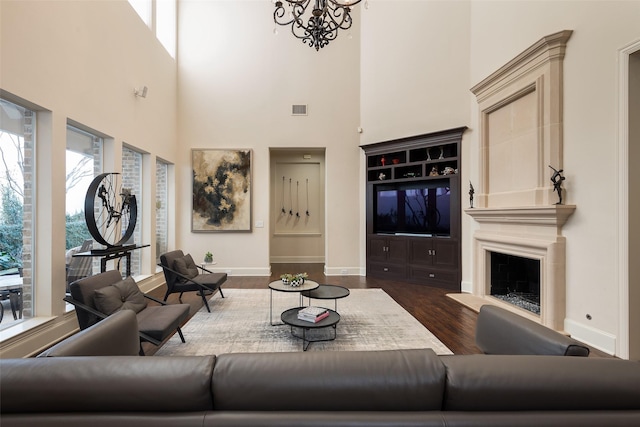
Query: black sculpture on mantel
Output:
[[469, 181, 475, 208], [549, 165, 566, 205]]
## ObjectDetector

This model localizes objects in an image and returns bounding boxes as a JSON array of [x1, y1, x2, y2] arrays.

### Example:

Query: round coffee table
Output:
[[301, 284, 350, 312], [268, 279, 319, 326], [280, 307, 340, 351]]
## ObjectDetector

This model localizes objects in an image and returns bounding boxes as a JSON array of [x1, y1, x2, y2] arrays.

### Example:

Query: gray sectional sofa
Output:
[[1, 303, 639, 426]]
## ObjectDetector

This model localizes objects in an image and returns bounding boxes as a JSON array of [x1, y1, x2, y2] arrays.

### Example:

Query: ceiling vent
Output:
[[292, 104, 308, 116]]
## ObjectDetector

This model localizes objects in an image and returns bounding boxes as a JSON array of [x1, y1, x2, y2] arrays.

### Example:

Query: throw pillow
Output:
[[173, 253, 199, 279], [94, 276, 148, 315]]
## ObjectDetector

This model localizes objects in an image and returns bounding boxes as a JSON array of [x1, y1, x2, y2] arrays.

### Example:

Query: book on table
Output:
[[298, 306, 329, 323]]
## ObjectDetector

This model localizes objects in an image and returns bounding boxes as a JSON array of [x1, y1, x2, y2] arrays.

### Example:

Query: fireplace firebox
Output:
[[490, 252, 540, 314]]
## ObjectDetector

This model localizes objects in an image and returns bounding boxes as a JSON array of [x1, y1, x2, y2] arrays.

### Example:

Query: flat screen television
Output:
[[374, 181, 451, 236]]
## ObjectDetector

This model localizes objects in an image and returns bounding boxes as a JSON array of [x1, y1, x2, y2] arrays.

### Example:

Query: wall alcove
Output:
[[269, 148, 326, 264]]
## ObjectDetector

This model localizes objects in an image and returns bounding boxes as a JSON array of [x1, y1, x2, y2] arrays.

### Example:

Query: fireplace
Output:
[[490, 252, 540, 315], [463, 31, 575, 332]]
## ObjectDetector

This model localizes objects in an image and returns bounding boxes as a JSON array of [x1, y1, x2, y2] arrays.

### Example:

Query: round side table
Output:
[[268, 280, 319, 326], [280, 307, 340, 351], [301, 284, 350, 313]]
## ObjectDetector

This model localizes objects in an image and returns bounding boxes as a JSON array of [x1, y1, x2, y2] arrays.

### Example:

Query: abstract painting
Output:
[[191, 149, 252, 232]]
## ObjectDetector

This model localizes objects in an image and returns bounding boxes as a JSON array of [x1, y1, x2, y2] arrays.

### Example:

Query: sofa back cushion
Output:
[[212, 349, 446, 411], [0, 356, 216, 414], [173, 253, 199, 279], [70, 270, 125, 329], [440, 355, 640, 411], [93, 276, 148, 315], [159, 249, 185, 289]]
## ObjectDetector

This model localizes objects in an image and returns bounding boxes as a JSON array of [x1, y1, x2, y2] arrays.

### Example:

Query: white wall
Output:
[[177, 0, 362, 275], [0, 0, 177, 356], [360, 0, 472, 142]]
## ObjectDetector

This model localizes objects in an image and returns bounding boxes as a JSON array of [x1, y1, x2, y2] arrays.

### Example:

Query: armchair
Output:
[[64, 270, 190, 355], [159, 250, 227, 313]]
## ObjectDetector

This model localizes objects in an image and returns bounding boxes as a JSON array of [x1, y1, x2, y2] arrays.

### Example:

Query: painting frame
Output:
[[191, 148, 252, 232]]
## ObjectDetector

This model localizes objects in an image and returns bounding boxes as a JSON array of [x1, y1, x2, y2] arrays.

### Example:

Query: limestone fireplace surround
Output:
[[463, 30, 576, 332]]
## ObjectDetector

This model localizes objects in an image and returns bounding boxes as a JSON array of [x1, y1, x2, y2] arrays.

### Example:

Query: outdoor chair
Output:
[[65, 239, 94, 292], [0, 289, 22, 323], [159, 250, 227, 313], [64, 270, 190, 355]]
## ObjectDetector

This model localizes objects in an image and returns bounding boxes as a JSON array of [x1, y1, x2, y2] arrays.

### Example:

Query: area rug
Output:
[[155, 288, 452, 355]]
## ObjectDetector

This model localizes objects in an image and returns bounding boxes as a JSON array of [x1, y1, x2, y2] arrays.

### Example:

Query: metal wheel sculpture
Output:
[[84, 172, 137, 248]]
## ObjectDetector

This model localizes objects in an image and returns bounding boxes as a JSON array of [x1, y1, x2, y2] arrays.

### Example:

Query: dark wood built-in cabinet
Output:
[[361, 127, 467, 290]]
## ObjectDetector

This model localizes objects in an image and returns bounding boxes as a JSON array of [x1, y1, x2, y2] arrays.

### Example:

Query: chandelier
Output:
[[273, 0, 365, 51]]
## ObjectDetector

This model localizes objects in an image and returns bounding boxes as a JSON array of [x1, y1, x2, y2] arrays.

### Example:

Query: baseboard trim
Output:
[[460, 280, 473, 293], [564, 318, 617, 356], [324, 266, 365, 276], [213, 267, 272, 277], [269, 256, 325, 263]]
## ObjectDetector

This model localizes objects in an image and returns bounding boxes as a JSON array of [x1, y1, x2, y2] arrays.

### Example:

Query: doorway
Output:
[[620, 42, 640, 360], [269, 148, 326, 265]]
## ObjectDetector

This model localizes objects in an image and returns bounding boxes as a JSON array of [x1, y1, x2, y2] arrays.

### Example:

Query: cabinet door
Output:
[[368, 236, 389, 262], [433, 239, 458, 269], [387, 238, 408, 263], [407, 238, 434, 265]]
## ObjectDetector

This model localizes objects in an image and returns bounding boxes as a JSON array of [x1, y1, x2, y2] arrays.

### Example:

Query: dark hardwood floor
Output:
[[145, 263, 609, 357]]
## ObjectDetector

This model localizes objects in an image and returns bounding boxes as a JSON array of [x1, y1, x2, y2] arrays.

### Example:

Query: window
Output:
[[128, 0, 152, 26], [65, 126, 102, 288], [156, 159, 169, 262], [121, 146, 143, 276], [128, 0, 176, 58], [156, 0, 177, 58], [0, 99, 35, 330]]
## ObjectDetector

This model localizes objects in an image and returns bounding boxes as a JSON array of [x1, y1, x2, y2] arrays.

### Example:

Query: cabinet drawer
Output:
[[368, 262, 406, 279], [408, 266, 457, 288]]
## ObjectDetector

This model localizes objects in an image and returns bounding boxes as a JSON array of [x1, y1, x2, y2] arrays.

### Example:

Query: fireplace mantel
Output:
[[465, 205, 575, 228]]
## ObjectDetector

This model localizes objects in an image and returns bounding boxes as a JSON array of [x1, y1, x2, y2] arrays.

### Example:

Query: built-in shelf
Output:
[[361, 126, 467, 290]]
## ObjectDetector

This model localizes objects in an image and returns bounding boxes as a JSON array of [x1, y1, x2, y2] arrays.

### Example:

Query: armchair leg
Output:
[[177, 327, 186, 343], [139, 343, 145, 356], [199, 290, 211, 313], [219, 287, 225, 298]]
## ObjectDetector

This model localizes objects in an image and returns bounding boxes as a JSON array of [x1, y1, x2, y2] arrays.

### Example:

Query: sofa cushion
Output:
[[174, 253, 199, 279], [94, 276, 147, 315], [212, 349, 446, 411], [136, 304, 190, 342], [440, 355, 640, 411], [0, 356, 216, 414]]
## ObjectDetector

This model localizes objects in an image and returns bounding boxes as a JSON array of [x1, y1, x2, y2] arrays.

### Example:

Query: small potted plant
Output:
[[204, 251, 213, 263], [296, 272, 308, 285], [280, 273, 293, 285]]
